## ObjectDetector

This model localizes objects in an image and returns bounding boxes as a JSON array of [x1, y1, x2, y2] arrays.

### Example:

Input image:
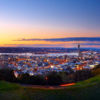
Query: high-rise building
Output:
[[78, 44, 81, 57]]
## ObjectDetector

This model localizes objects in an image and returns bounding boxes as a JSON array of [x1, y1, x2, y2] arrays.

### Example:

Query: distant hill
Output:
[[0, 47, 100, 53]]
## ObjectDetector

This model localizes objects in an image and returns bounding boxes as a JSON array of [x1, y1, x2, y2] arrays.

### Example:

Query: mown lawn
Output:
[[1, 75, 100, 100]]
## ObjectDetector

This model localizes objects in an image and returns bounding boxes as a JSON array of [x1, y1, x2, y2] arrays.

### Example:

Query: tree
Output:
[[0, 68, 16, 82], [46, 72, 63, 86], [74, 70, 92, 82]]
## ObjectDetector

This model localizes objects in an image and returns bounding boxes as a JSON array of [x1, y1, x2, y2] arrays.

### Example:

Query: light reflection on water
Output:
[[0, 53, 78, 56]]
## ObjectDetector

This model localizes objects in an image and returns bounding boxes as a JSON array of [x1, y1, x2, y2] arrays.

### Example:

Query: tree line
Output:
[[0, 66, 97, 86]]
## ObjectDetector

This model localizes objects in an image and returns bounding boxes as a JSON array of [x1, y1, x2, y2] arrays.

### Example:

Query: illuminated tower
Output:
[[78, 44, 81, 57]]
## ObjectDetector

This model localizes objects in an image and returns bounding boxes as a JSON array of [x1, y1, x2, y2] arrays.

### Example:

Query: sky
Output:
[[0, 0, 100, 48]]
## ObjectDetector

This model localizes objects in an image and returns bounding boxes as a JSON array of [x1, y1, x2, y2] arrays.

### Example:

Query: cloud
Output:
[[3, 43, 69, 47], [3, 42, 100, 48], [14, 37, 100, 42], [4, 37, 100, 48]]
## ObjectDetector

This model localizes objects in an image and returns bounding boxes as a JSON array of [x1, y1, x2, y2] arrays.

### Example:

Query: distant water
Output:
[[0, 53, 78, 56]]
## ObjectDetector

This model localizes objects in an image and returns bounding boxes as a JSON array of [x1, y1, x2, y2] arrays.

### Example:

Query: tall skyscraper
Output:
[[78, 44, 81, 57]]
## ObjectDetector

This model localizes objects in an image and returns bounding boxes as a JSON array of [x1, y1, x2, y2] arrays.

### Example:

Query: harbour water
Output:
[[0, 53, 78, 57]]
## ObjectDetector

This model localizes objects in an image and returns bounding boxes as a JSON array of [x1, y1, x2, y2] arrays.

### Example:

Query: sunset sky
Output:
[[0, 0, 100, 48]]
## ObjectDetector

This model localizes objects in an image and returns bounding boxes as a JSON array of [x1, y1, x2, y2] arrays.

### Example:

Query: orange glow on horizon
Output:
[[0, 20, 100, 47], [0, 22, 100, 47]]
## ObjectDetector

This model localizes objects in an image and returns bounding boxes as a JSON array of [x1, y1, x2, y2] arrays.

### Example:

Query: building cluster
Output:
[[3, 50, 99, 77], [0, 44, 100, 78]]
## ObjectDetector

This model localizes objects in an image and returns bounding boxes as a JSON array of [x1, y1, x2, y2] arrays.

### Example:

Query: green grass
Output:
[[1, 75, 100, 100]]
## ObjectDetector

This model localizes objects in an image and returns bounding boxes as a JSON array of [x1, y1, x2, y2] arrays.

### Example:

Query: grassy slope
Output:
[[1, 75, 100, 100]]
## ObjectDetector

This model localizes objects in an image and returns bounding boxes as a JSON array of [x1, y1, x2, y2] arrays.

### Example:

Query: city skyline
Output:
[[0, 0, 100, 47]]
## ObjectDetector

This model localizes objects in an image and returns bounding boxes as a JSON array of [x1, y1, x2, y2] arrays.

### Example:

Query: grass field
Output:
[[0, 75, 100, 100]]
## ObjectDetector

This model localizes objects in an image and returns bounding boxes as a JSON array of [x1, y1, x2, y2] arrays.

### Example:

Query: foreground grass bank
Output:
[[0, 75, 100, 100]]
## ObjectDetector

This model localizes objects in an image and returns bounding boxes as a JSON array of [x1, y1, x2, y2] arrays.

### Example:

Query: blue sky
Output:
[[0, 0, 100, 32]]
